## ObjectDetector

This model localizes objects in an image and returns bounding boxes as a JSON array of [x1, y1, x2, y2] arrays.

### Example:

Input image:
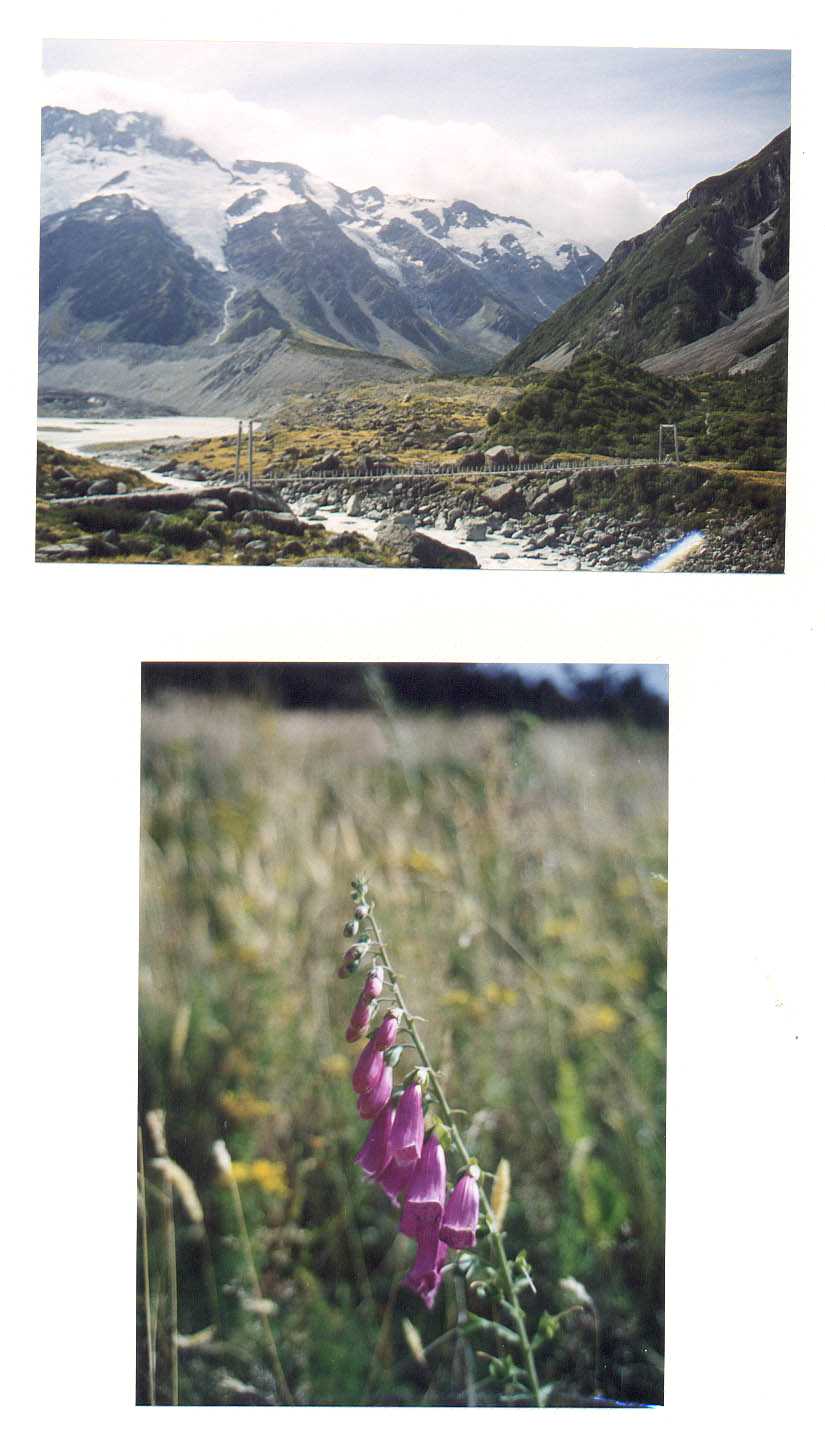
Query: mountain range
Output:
[[39, 106, 603, 412], [500, 128, 790, 379]]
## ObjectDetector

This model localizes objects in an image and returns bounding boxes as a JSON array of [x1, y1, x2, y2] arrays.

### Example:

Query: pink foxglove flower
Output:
[[371, 1010, 400, 1052], [399, 1134, 446, 1238], [363, 963, 384, 1000], [352, 1037, 385, 1095], [403, 1228, 449, 1310], [356, 1061, 393, 1119], [440, 1172, 480, 1249], [387, 1082, 424, 1166], [354, 1101, 395, 1179], [345, 991, 372, 1043], [376, 1156, 415, 1207]]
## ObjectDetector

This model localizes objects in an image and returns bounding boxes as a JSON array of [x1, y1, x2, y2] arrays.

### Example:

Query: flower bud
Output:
[[354, 903, 369, 920], [363, 963, 384, 1000], [344, 920, 358, 938]]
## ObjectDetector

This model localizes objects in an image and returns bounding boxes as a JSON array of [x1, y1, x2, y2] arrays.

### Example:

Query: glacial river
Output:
[[36, 414, 581, 570]]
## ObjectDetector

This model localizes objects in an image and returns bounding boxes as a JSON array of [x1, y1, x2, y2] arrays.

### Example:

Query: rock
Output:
[[237, 511, 308, 536], [87, 478, 125, 496], [458, 451, 486, 469], [462, 520, 488, 542], [411, 532, 479, 569], [546, 477, 573, 503], [484, 445, 518, 467], [444, 432, 473, 451], [481, 481, 525, 517], [228, 487, 255, 512], [313, 452, 341, 473], [233, 528, 254, 546], [345, 492, 363, 516], [375, 518, 416, 563], [196, 498, 228, 513], [142, 511, 167, 532]]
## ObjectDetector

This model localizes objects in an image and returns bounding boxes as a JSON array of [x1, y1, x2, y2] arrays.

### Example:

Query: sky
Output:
[[41, 41, 791, 257]]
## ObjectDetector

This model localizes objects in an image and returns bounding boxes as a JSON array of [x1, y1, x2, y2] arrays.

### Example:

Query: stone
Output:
[[237, 510, 308, 536], [87, 478, 122, 496], [462, 520, 488, 542], [458, 450, 486, 469], [345, 492, 363, 516], [411, 532, 479, 569], [481, 481, 525, 517], [546, 477, 573, 503], [444, 432, 473, 451], [233, 528, 254, 545], [484, 445, 518, 467], [228, 487, 255, 512]]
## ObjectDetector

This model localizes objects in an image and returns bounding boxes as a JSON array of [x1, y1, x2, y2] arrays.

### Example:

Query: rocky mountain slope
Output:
[[39, 106, 602, 410], [499, 129, 790, 378]]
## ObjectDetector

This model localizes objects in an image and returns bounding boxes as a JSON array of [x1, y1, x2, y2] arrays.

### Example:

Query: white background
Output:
[[4, 4, 822, 1451]]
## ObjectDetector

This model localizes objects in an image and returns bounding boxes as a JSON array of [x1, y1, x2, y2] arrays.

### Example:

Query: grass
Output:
[[139, 687, 667, 1406]]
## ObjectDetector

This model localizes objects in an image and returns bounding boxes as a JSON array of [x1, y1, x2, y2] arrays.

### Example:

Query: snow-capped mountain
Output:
[[39, 106, 603, 409]]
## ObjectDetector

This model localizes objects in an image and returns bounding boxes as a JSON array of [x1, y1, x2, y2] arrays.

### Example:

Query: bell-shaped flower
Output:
[[352, 1037, 385, 1095], [440, 1172, 480, 1249], [376, 1155, 415, 1207], [363, 963, 384, 1001], [345, 991, 372, 1043], [386, 1081, 424, 1167], [403, 1228, 449, 1310], [371, 1010, 400, 1052], [399, 1134, 446, 1239], [356, 1060, 393, 1119], [354, 1101, 395, 1179]]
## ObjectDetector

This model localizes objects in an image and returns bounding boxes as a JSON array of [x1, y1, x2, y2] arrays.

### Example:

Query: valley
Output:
[[35, 108, 789, 572]]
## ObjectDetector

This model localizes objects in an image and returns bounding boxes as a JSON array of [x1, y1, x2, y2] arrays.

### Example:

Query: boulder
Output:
[[484, 445, 518, 467], [297, 556, 370, 567], [462, 519, 488, 542], [546, 476, 573, 503], [236, 510, 308, 536], [345, 492, 364, 516], [411, 532, 479, 569], [444, 431, 473, 451], [87, 478, 127, 496], [481, 481, 525, 517], [458, 451, 486, 469]]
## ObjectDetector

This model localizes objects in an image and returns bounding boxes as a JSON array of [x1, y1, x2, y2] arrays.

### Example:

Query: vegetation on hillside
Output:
[[489, 351, 787, 469], [139, 679, 667, 1406], [498, 129, 790, 372]]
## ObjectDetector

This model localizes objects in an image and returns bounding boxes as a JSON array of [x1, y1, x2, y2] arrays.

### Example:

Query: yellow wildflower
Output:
[[232, 1160, 289, 1196], [573, 1003, 621, 1037], [319, 1054, 349, 1078]]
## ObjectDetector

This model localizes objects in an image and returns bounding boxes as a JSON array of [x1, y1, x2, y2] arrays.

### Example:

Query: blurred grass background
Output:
[[138, 667, 667, 1406]]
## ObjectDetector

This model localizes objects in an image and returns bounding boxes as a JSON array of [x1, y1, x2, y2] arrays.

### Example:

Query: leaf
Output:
[[463, 1314, 522, 1348], [490, 1158, 511, 1231]]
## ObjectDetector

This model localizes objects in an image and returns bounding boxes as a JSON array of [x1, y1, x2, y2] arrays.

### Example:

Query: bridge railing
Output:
[[252, 458, 655, 487]]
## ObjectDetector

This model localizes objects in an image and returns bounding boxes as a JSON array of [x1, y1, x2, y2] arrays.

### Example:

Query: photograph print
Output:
[[37, 42, 789, 571], [138, 662, 668, 1406]]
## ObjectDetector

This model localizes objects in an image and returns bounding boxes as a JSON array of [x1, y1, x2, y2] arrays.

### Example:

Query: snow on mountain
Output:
[[41, 110, 236, 272], [39, 106, 605, 407]]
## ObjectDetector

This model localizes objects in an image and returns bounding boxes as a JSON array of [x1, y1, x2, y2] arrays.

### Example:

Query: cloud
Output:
[[42, 68, 667, 254]]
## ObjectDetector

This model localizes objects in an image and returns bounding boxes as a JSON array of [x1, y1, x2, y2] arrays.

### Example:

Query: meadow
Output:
[[138, 679, 667, 1406]]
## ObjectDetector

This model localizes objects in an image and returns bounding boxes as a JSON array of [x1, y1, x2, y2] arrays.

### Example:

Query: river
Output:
[[38, 415, 663, 570]]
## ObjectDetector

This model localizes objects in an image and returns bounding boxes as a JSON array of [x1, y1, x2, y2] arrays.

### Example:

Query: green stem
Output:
[[228, 1177, 295, 1405], [366, 910, 543, 1409]]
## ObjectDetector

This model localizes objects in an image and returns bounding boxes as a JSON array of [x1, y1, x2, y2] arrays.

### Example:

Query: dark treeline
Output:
[[142, 662, 668, 729]]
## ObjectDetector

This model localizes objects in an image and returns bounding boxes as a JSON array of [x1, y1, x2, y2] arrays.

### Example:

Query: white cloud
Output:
[[42, 68, 667, 255]]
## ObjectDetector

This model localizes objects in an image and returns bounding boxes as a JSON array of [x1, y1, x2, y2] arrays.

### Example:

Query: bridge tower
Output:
[[658, 424, 680, 463]]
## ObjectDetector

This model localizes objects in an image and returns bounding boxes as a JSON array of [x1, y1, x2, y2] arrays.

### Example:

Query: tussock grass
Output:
[[139, 693, 667, 1406]]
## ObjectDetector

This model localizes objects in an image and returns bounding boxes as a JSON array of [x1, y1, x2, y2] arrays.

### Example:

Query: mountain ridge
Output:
[[39, 105, 603, 408], [498, 128, 790, 379]]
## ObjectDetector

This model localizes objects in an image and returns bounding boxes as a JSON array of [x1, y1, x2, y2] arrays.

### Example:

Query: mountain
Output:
[[39, 106, 603, 411], [498, 129, 790, 378]]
